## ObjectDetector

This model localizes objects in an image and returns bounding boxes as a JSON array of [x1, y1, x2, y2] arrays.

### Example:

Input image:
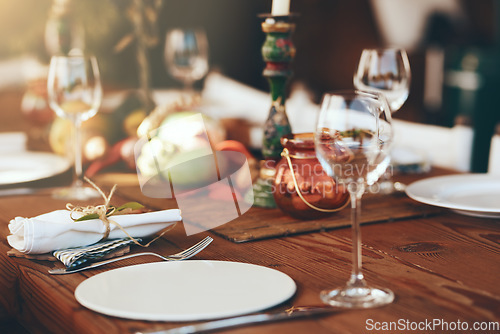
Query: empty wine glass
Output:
[[47, 53, 102, 200], [354, 48, 410, 113], [354, 48, 410, 193], [314, 90, 394, 308], [164, 28, 209, 92]]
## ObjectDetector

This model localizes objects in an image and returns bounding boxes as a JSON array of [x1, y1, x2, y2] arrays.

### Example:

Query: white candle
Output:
[[271, 0, 290, 16]]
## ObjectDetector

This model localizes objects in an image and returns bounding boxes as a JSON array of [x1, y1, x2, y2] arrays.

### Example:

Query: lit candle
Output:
[[271, 0, 290, 16]]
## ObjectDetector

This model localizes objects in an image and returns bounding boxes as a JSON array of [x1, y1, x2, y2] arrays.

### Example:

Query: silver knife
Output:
[[135, 306, 339, 334], [0, 187, 58, 197]]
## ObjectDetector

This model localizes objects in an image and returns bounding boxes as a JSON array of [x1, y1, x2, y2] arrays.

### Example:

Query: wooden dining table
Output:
[[1, 89, 499, 334], [0, 164, 499, 334]]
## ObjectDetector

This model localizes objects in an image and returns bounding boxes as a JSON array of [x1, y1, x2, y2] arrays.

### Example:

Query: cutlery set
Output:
[[49, 236, 213, 275]]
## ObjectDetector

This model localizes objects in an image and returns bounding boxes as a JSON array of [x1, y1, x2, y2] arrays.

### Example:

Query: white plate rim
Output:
[[74, 260, 297, 321], [0, 151, 70, 185], [406, 174, 500, 214]]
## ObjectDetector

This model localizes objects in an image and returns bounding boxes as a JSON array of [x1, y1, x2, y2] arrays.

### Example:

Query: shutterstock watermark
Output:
[[366, 318, 500, 332]]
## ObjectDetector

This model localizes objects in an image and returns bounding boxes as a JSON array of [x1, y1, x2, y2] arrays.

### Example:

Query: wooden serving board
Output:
[[212, 192, 444, 243]]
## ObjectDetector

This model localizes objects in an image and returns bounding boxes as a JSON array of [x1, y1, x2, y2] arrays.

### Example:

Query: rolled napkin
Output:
[[7, 209, 182, 254]]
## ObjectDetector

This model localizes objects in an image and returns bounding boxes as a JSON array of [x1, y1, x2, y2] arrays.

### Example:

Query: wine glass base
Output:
[[52, 185, 101, 201], [320, 286, 394, 309]]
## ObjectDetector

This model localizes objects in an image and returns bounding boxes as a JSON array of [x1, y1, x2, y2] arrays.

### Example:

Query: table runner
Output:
[[108, 175, 444, 243], [212, 193, 443, 242]]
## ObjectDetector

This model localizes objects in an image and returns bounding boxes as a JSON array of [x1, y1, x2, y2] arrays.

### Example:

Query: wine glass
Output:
[[314, 90, 394, 308], [354, 48, 410, 193], [164, 28, 209, 92], [354, 48, 411, 112], [47, 53, 102, 200]]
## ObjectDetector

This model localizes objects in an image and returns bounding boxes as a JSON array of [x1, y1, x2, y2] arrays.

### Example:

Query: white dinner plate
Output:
[[0, 151, 71, 186], [75, 260, 296, 321], [406, 174, 500, 218]]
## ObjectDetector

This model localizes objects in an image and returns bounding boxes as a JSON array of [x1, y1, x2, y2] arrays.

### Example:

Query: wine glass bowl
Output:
[[164, 28, 209, 91], [316, 108, 392, 187], [314, 90, 394, 308], [47, 54, 102, 200], [354, 48, 410, 194], [353, 48, 411, 113]]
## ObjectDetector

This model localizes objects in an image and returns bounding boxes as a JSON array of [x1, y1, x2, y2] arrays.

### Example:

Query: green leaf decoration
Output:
[[75, 213, 101, 222], [117, 202, 145, 212]]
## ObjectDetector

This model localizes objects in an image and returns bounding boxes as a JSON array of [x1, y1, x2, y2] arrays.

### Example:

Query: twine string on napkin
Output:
[[66, 177, 177, 248]]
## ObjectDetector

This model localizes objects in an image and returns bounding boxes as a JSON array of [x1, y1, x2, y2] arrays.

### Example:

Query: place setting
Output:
[[2, 1, 500, 334]]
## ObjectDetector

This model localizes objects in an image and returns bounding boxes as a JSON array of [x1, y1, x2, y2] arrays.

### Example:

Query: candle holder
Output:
[[252, 14, 296, 208]]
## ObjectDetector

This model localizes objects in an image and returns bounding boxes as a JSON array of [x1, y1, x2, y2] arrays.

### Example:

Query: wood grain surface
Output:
[[1, 167, 500, 334]]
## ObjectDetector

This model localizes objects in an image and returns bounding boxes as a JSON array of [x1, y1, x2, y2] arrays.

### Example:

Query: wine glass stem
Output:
[[73, 118, 83, 187], [348, 183, 367, 287]]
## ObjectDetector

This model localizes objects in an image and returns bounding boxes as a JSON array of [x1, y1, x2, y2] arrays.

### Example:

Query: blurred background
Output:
[[0, 0, 499, 172]]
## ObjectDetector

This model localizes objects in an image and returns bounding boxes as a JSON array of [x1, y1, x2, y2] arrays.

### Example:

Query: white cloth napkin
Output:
[[0, 132, 27, 154], [201, 72, 320, 148], [0, 56, 46, 89], [392, 119, 473, 172], [488, 134, 500, 175], [7, 209, 182, 254], [202, 71, 270, 125]]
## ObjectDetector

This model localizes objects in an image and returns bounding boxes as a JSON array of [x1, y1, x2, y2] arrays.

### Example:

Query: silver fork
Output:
[[48, 236, 213, 275]]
